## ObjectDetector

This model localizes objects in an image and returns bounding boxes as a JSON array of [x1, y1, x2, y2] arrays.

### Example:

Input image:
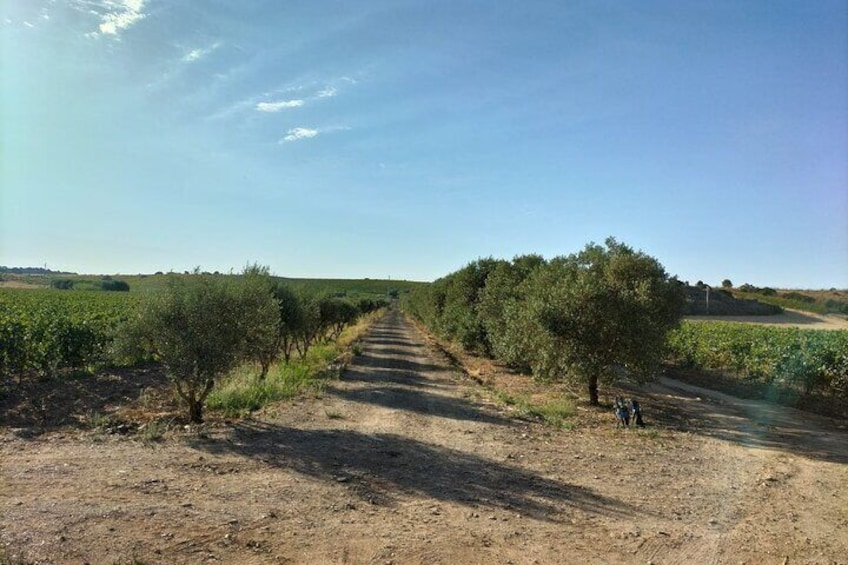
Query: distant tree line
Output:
[[0, 266, 77, 275], [405, 238, 685, 405], [50, 277, 130, 292]]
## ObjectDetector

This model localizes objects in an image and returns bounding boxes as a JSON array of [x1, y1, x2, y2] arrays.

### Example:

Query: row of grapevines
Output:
[[667, 321, 848, 397], [0, 289, 139, 381]]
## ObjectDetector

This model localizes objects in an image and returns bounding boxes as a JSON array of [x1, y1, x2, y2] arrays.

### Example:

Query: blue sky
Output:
[[2, 1, 846, 288]]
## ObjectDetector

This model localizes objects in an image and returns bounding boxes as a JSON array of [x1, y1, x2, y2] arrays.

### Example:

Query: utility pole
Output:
[[705, 285, 711, 315]]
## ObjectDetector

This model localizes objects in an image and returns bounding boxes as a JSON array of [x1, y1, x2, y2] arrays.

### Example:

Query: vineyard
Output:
[[0, 271, 388, 425], [0, 289, 139, 382], [668, 321, 848, 411]]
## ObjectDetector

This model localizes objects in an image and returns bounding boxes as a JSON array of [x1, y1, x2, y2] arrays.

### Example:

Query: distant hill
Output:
[[683, 285, 782, 316], [0, 266, 77, 275]]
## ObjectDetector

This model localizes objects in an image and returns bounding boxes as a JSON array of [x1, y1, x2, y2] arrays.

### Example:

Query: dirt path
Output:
[[685, 309, 848, 330], [2, 310, 847, 564]]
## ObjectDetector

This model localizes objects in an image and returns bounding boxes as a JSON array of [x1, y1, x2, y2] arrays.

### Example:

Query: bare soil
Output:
[[0, 281, 44, 290], [685, 309, 848, 330], [2, 310, 847, 564]]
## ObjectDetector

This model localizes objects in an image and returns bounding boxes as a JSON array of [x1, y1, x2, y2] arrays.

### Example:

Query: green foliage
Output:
[[668, 321, 848, 401], [0, 289, 138, 384], [721, 279, 733, 288], [407, 257, 540, 357], [207, 363, 310, 416], [513, 239, 685, 404], [124, 269, 278, 422], [207, 341, 350, 417], [98, 278, 130, 292], [239, 265, 287, 381], [50, 279, 75, 290], [728, 287, 848, 316], [739, 284, 777, 296], [824, 299, 848, 315], [526, 398, 576, 428], [481, 255, 546, 369], [406, 239, 684, 404], [491, 390, 575, 428]]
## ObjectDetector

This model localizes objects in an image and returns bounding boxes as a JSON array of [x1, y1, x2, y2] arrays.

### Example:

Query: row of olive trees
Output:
[[122, 266, 383, 422], [405, 238, 685, 405]]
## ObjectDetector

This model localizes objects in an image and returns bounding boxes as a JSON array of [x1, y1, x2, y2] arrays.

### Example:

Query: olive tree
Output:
[[478, 254, 546, 367], [240, 264, 285, 381], [274, 284, 306, 364], [128, 268, 278, 422], [514, 238, 685, 405]]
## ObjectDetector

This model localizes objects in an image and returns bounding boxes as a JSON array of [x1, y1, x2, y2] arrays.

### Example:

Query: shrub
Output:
[[125, 268, 278, 422], [782, 292, 816, 304], [51, 279, 75, 290], [99, 279, 130, 292], [509, 239, 685, 404]]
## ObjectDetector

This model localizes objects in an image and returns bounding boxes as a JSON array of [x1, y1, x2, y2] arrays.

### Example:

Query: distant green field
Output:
[[0, 272, 429, 297], [0, 273, 426, 384]]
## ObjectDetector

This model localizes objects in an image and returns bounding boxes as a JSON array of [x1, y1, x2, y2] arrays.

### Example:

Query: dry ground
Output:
[[2, 310, 846, 564], [685, 309, 848, 330]]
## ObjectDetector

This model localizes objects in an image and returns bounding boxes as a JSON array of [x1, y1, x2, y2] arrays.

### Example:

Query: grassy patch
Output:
[[139, 418, 169, 443], [207, 310, 384, 417], [492, 390, 575, 429], [206, 361, 320, 417], [525, 398, 576, 429]]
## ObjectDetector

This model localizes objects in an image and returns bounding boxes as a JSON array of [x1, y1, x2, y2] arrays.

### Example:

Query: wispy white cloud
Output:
[[281, 128, 319, 142], [256, 100, 305, 112], [78, 0, 147, 38], [23, 21, 35, 28], [184, 49, 205, 62], [279, 125, 350, 143], [183, 42, 221, 63], [316, 86, 337, 98], [210, 74, 360, 122]]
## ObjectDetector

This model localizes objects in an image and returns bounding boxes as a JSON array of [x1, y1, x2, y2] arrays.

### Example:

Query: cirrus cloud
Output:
[[183, 42, 221, 63], [97, 0, 146, 36], [256, 99, 305, 112], [281, 128, 319, 142]]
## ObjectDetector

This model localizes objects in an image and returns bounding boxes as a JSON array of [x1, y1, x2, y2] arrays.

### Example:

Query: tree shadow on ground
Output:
[[329, 384, 510, 426], [361, 338, 418, 348], [0, 364, 172, 434], [618, 376, 848, 465], [350, 353, 448, 377], [189, 421, 636, 522], [363, 347, 429, 359], [342, 365, 438, 389]]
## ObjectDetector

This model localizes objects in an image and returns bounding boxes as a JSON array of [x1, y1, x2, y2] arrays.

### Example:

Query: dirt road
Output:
[[2, 310, 846, 564], [685, 309, 848, 330]]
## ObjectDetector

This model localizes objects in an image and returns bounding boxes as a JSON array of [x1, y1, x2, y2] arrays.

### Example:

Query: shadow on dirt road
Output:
[[641, 377, 847, 465], [190, 422, 636, 523], [190, 310, 640, 524]]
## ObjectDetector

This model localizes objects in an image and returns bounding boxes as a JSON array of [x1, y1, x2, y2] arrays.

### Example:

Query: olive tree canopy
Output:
[[513, 238, 685, 405]]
